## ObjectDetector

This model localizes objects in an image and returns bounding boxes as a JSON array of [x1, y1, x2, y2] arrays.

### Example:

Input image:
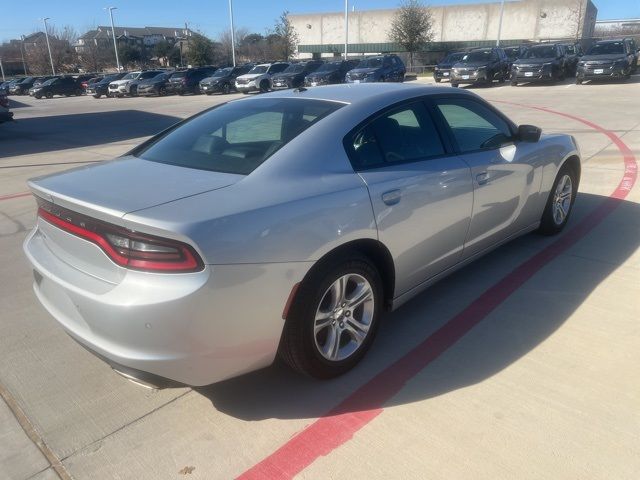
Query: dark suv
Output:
[[271, 61, 324, 90], [433, 52, 465, 82], [576, 40, 635, 84], [9, 77, 40, 95], [168, 67, 218, 95], [511, 43, 567, 85], [560, 43, 584, 76], [345, 54, 406, 83], [137, 72, 175, 97], [29, 76, 82, 99], [304, 59, 361, 86], [450, 47, 509, 87], [86, 73, 127, 98], [199, 64, 254, 94], [503, 45, 529, 67]]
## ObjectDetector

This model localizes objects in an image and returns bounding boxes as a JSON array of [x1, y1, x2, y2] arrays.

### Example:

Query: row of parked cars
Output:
[[434, 38, 639, 87]]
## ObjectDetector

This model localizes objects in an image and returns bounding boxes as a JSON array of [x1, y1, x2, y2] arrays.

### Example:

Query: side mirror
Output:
[[517, 124, 541, 142]]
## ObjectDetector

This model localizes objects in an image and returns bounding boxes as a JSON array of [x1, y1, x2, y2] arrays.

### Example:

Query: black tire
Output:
[[130, 85, 137, 97], [259, 80, 270, 93], [537, 164, 578, 236], [158, 86, 166, 96], [45, 92, 53, 99], [575, 77, 583, 85], [93, 94, 101, 99], [222, 82, 231, 94], [434, 77, 441, 83], [279, 253, 383, 379], [75, 89, 82, 96], [498, 73, 506, 83], [451, 83, 459, 88], [511, 80, 518, 86], [35, 94, 42, 99]]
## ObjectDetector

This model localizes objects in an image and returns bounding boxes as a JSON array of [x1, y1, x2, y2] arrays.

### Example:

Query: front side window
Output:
[[435, 98, 513, 152], [135, 98, 343, 175], [587, 42, 624, 55], [349, 103, 445, 169], [463, 51, 492, 62]]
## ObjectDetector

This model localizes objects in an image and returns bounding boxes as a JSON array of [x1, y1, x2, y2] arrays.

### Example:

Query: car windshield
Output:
[[523, 46, 557, 58], [171, 71, 186, 79], [134, 98, 344, 175], [316, 62, 341, 72], [213, 68, 233, 77], [139, 71, 160, 79], [249, 65, 269, 74], [42, 78, 57, 86], [21, 77, 35, 83], [361, 58, 383, 68], [587, 42, 624, 55], [102, 75, 119, 82], [121, 72, 139, 80], [463, 51, 492, 62], [151, 73, 169, 81], [283, 64, 305, 74], [444, 53, 465, 63]]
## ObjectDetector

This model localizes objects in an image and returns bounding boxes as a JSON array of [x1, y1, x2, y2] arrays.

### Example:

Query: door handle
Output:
[[476, 172, 489, 185], [381, 189, 401, 206]]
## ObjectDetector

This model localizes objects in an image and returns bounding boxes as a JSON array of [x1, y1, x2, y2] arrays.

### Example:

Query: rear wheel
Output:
[[575, 77, 583, 85], [222, 83, 231, 94], [511, 79, 518, 86], [279, 254, 382, 378], [259, 80, 270, 93], [158, 86, 166, 96], [537, 164, 577, 235], [130, 85, 138, 97], [45, 92, 53, 99], [434, 77, 441, 83], [93, 94, 101, 99]]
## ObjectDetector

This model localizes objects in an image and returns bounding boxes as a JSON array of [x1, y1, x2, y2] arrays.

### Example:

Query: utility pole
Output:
[[228, 0, 236, 66], [42, 18, 56, 75], [496, 0, 505, 47], [20, 35, 28, 75], [105, 7, 121, 71], [344, 0, 349, 59], [184, 22, 190, 67], [0, 59, 5, 82]]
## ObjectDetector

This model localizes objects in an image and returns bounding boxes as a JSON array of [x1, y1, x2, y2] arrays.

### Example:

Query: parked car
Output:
[[503, 45, 529, 68], [109, 70, 164, 97], [433, 52, 465, 82], [576, 40, 634, 84], [271, 61, 324, 90], [137, 72, 175, 97], [199, 64, 254, 94], [0, 93, 12, 123], [0, 80, 17, 95], [304, 59, 361, 86], [510, 43, 567, 85], [623, 37, 639, 73], [167, 67, 218, 95], [81, 76, 104, 92], [235, 62, 290, 93], [9, 76, 40, 95], [32, 76, 57, 88], [86, 73, 127, 98], [22, 84, 581, 386], [345, 54, 406, 83], [451, 47, 509, 87], [29, 76, 83, 99], [560, 42, 584, 76]]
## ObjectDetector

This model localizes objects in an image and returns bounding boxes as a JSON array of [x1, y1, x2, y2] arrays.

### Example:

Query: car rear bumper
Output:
[[23, 222, 311, 386]]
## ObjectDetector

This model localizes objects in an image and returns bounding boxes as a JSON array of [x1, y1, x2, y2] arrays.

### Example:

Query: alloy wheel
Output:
[[552, 174, 573, 225]]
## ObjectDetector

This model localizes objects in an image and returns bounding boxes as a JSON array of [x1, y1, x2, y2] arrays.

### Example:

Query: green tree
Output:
[[118, 44, 142, 68], [271, 11, 298, 60], [186, 33, 214, 66], [389, 0, 434, 68]]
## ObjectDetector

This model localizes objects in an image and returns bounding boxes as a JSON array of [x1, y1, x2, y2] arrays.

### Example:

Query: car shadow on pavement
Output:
[[7, 98, 31, 109], [197, 192, 639, 420], [0, 110, 180, 158]]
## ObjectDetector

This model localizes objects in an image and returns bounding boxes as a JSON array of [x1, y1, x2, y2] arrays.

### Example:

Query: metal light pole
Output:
[[105, 7, 121, 71], [0, 59, 5, 82], [496, 0, 505, 46], [228, 0, 236, 66], [42, 18, 56, 75], [344, 0, 349, 59], [20, 35, 28, 75]]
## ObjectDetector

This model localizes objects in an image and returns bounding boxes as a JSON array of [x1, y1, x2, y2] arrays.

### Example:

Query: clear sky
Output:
[[2, 0, 638, 43]]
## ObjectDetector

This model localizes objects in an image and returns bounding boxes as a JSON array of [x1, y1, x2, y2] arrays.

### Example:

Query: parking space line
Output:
[[236, 106, 637, 480], [0, 192, 31, 202]]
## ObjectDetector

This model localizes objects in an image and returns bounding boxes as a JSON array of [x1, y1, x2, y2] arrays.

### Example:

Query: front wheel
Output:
[[575, 77, 583, 85], [259, 80, 270, 93], [93, 94, 101, 99], [222, 83, 231, 94], [279, 254, 383, 379], [537, 165, 578, 235], [451, 83, 459, 88], [45, 92, 53, 99]]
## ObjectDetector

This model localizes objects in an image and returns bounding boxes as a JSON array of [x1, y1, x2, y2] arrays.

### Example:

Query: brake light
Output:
[[36, 198, 203, 273]]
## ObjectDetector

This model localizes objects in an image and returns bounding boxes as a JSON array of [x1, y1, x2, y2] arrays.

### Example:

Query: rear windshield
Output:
[[249, 65, 269, 74], [316, 62, 341, 72], [283, 64, 305, 74], [213, 67, 233, 77], [463, 51, 492, 62], [443, 53, 464, 63], [134, 98, 344, 175], [523, 46, 557, 58], [587, 42, 624, 55], [361, 57, 383, 68]]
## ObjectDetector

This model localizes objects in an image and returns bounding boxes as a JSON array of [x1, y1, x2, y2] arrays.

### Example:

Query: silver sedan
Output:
[[23, 84, 580, 386]]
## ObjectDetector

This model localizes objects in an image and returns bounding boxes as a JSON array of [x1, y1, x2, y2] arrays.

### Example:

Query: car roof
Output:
[[245, 83, 475, 107]]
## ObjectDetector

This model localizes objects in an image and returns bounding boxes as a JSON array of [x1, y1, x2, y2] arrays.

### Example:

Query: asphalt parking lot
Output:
[[1, 76, 639, 480]]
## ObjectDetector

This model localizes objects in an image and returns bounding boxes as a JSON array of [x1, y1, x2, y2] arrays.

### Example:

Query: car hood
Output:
[[513, 57, 555, 65], [110, 79, 133, 86], [138, 79, 163, 87], [454, 61, 490, 68], [272, 72, 300, 80], [307, 71, 335, 78], [348, 67, 380, 75], [237, 73, 263, 80], [28, 155, 242, 219], [202, 76, 228, 83], [580, 54, 628, 62]]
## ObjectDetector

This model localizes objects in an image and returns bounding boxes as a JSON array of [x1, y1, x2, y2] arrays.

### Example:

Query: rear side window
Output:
[[349, 102, 445, 169], [135, 98, 343, 175], [435, 98, 513, 152]]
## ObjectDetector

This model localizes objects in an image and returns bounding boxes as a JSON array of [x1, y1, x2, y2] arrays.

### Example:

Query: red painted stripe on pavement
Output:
[[0, 192, 31, 202], [238, 106, 637, 480]]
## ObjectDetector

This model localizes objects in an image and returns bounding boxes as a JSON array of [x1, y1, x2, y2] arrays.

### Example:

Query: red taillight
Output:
[[36, 200, 203, 273]]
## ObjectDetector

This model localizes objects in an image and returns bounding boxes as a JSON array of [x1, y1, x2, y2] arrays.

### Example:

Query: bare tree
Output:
[[78, 38, 112, 72], [25, 25, 78, 74], [271, 11, 298, 60], [389, 0, 434, 68]]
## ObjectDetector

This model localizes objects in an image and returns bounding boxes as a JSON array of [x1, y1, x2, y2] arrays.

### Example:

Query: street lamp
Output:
[[0, 59, 5, 82], [41, 17, 56, 75], [228, 0, 236, 66], [344, 0, 349, 59], [496, 0, 505, 46], [105, 7, 122, 71]]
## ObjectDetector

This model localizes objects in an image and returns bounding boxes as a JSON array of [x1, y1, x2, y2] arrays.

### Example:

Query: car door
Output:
[[431, 96, 542, 259], [348, 101, 473, 295]]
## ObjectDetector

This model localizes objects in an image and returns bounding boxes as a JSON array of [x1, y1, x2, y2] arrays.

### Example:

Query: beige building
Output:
[[289, 0, 597, 58]]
